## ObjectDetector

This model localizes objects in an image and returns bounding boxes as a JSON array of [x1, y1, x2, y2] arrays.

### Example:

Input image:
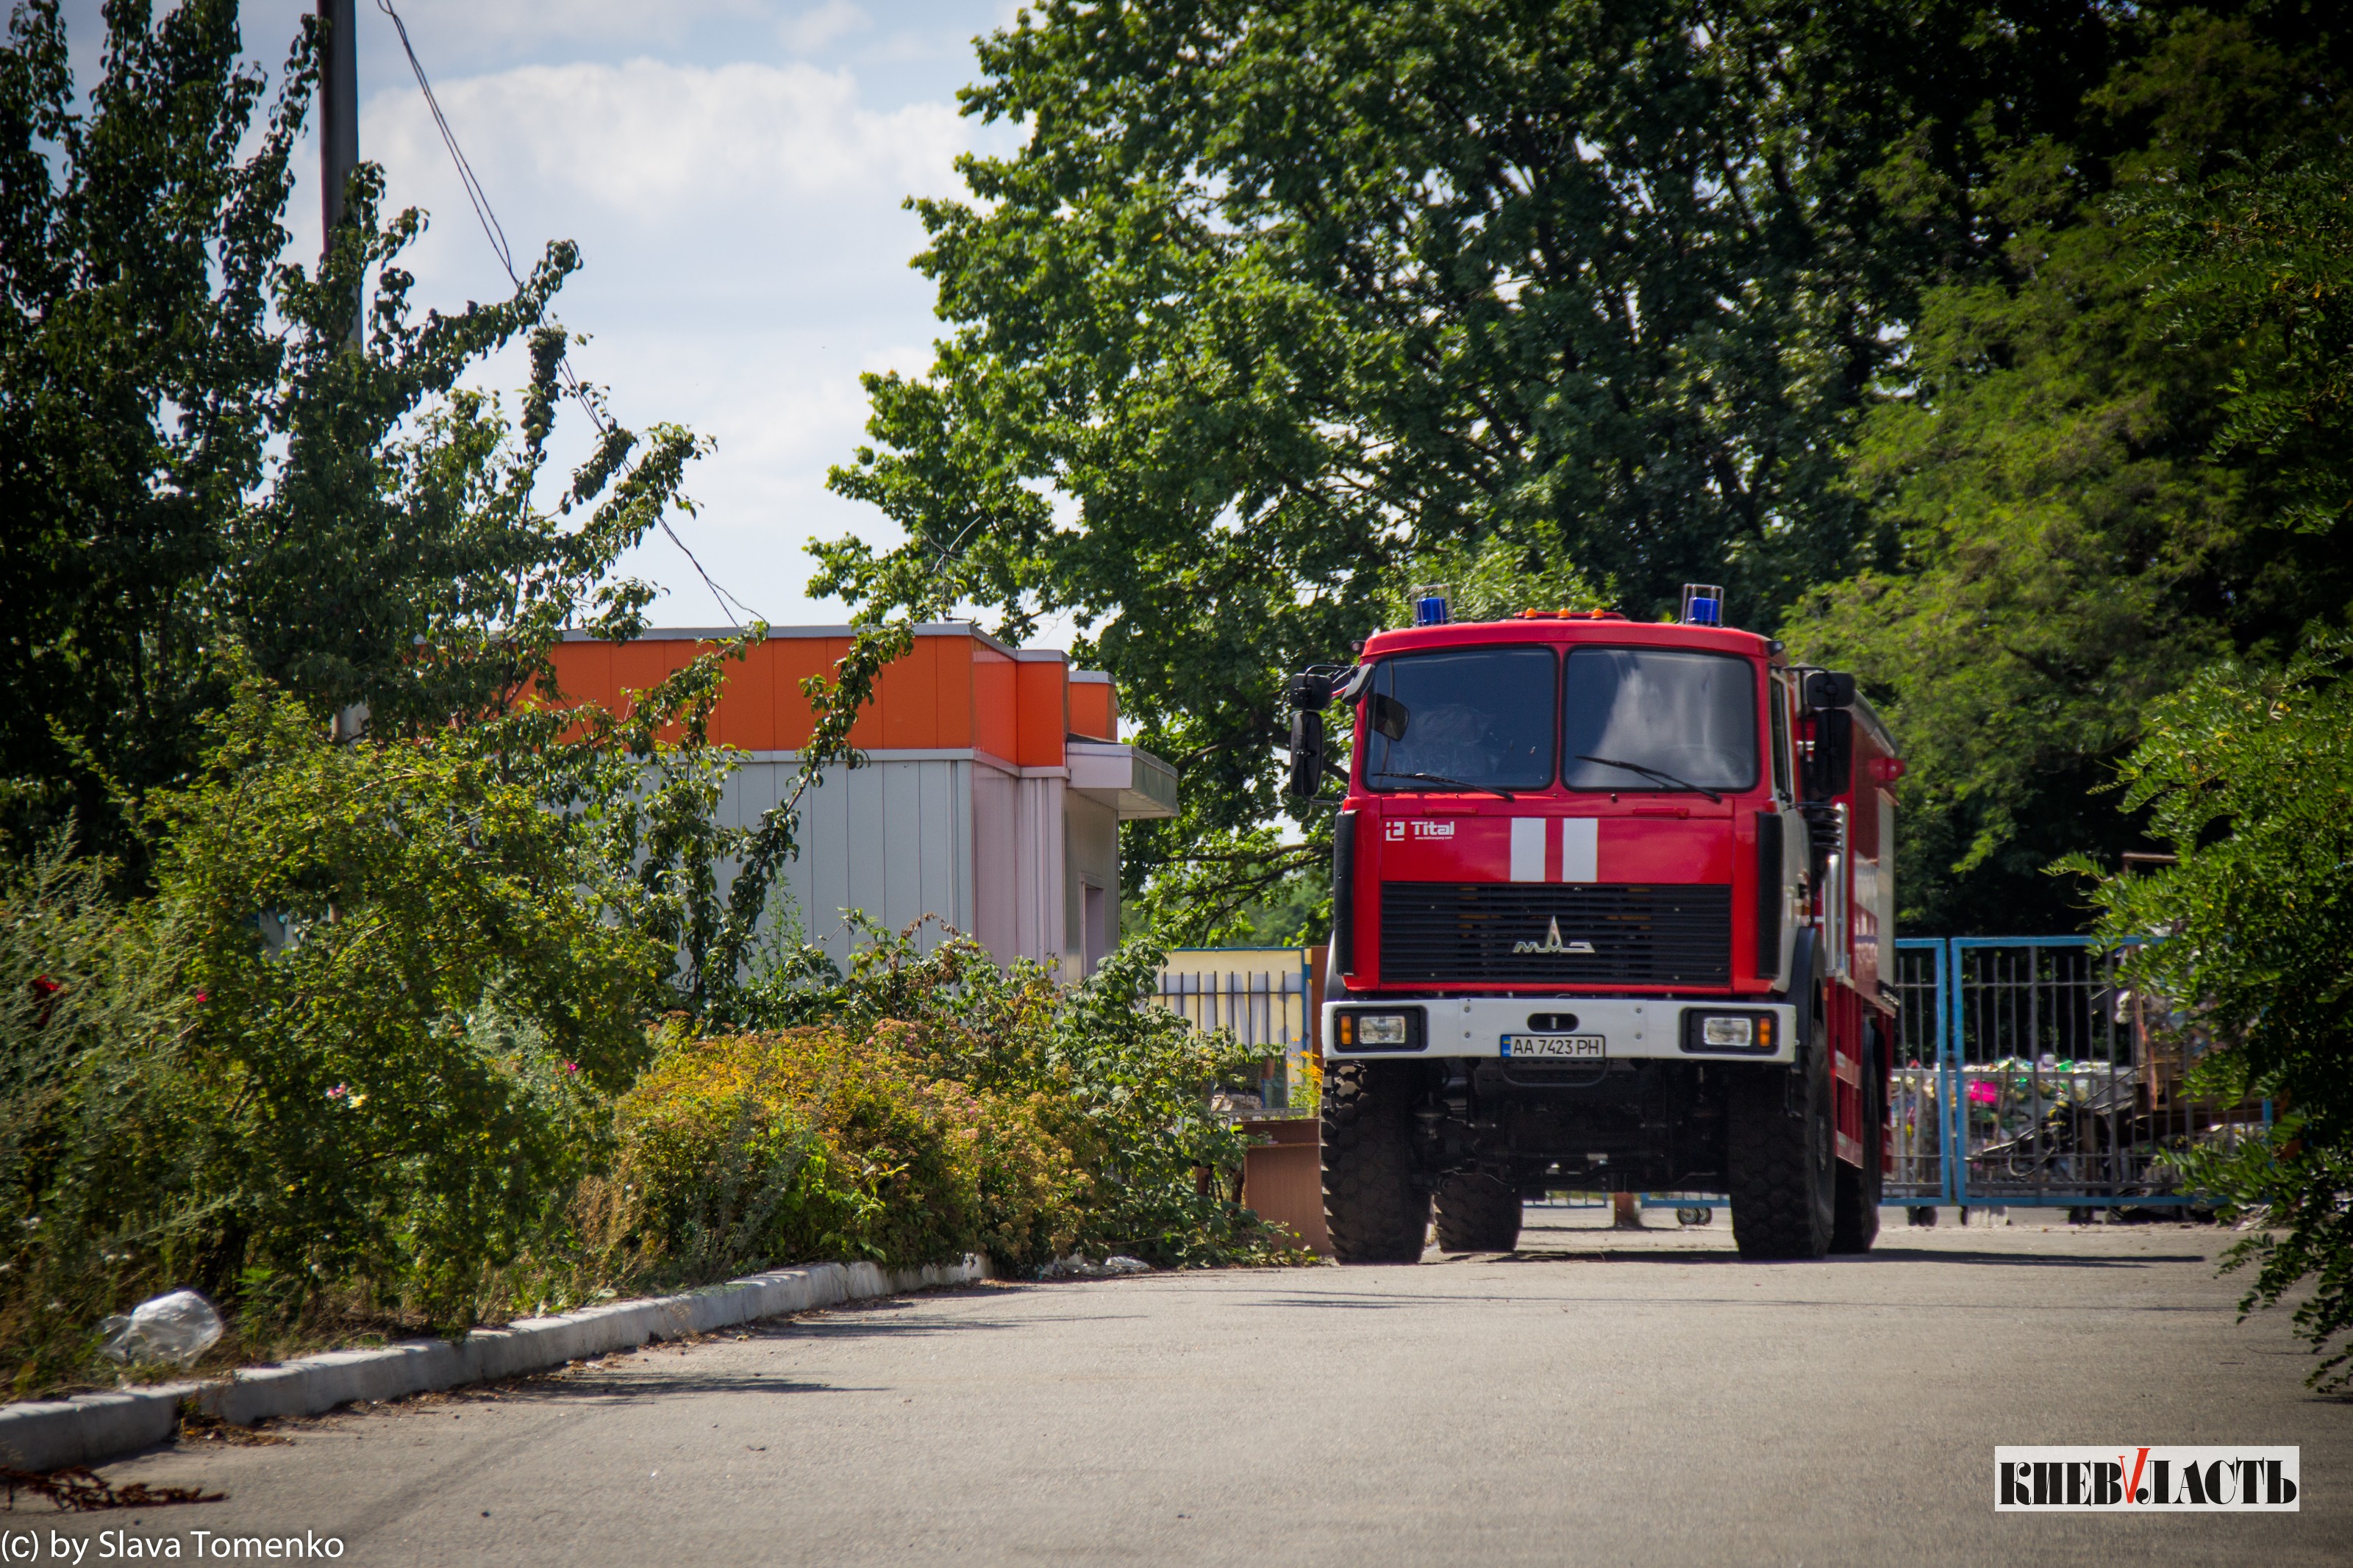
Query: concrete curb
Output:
[[0, 1255, 987, 1475]]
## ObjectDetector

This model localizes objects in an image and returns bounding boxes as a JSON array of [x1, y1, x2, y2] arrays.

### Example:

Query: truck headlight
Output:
[[1680, 1010, 1777, 1055], [1334, 1009, 1422, 1050]]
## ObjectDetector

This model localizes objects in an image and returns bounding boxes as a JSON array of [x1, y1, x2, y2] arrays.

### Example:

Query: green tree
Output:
[[0, 1, 702, 877], [154, 678, 665, 1326], [818, 0, 2251, 930], [2065, 631, 2353, 1388], [819, 0, 1973, 923], [2132, 137, 2353, 529], [1787, 12, 2353, 933], [0, 0, 307, 869]]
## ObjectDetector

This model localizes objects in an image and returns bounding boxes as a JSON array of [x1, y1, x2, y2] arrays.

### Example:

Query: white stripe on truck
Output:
[[1562, 817, 1598, 882], [1510, 817, 1546, 882]]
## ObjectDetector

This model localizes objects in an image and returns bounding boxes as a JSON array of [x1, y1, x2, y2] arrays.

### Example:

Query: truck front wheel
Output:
[[1321, 1061, 1432, 1263], [1727, 1008, 1836, 1260], [1433, 1173, 1523, 1253]]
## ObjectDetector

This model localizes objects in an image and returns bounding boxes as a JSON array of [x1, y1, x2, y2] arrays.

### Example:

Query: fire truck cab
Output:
[[1286, 586, 1901, 1261]]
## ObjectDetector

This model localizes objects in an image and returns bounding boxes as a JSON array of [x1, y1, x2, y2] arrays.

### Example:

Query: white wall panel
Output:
[[881, 763, 924, 935], [971, 762, 1019, 965], [696, 755, 1080, 973]]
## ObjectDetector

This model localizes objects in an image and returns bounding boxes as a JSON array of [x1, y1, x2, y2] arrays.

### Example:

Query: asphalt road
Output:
[[25, 1209, 2349, 1567]]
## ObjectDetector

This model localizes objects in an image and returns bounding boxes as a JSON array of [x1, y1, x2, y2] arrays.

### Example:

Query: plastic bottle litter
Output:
[[99, 1289, 224, 1367]]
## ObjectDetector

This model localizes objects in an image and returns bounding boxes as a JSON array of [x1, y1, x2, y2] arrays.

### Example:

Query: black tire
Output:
[[1727, 998, 1836, 1260], [1433, 1173, 1522, 1252], [1832, 1035, 1883, 1254], [1321, 1062, 1432, 1262]]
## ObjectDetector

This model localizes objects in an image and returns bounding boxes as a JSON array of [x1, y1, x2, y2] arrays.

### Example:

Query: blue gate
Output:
[[1889, 936, 2267, 1211]]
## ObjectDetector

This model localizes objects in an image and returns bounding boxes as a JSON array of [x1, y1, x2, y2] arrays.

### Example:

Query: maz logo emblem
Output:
[[1513, 917, 1595, 956]]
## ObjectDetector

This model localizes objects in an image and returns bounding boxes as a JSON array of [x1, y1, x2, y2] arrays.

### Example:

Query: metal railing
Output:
[[1154, 954, 1313, 1111], [1167, 937, 2260, 1211], [1886, 936, 2265, 1210]]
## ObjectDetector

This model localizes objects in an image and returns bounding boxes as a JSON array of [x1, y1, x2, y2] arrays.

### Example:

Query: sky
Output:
[[67, 0, 1027, 629]]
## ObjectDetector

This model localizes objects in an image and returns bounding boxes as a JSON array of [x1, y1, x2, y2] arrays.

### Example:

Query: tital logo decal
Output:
[[1995, 1447, 2298, 1511], [1512, 917, 1594, 956]]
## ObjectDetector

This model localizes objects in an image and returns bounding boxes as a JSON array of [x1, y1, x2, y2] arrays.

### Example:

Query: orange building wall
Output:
[[1013, 660, 1066, 767], [544, 630, 1106, 762], [1068, 680, 1117, 741]]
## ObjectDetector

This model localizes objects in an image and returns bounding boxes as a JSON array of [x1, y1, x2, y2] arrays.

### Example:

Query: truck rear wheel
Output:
[[1727, 1006, 1836, 1260], [1433, 1173, 1522, 1253], [1321, 1061, 1432, 1263], [1831, 1036, 1884, 1254]]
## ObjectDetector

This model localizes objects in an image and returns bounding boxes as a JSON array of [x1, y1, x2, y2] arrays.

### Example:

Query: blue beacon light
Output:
[[1412, 584, 1452, 626], [1680, 583, 1725, 626]]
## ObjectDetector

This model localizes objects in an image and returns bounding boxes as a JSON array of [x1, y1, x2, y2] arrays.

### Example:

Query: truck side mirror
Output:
[[1287, 709, 1327, 798], [1285, 673, 1334, 798], [1802, 670, 1856, 711]]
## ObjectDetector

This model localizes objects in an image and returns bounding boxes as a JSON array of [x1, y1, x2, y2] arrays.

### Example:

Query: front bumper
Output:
[[1321, 995, 1797, 1064]]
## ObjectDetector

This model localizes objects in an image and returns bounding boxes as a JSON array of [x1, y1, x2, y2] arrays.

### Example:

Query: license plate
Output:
[[1502, 1034, 1605, 1059]]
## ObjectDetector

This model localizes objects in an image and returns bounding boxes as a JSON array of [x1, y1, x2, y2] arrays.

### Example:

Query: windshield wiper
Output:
[[1574, 754, 1724, 803], [1370, 770, 1517, 801]]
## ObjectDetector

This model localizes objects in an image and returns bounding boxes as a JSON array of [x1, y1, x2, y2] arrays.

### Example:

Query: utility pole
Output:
[[318, 0, 362, 348]]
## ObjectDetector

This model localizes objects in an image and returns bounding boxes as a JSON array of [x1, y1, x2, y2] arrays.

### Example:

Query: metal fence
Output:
[[1154, 956, 1313, 1111], [1164, 937, 2263, 1210], [1891, 936, 2267, 1210]]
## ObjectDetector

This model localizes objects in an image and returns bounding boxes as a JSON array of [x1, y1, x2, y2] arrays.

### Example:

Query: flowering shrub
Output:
[[610, 1024, 1085, 1280], [738, 920, 1283, 1267]]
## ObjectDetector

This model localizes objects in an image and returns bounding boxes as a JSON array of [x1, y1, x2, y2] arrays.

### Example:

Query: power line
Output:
[[374, 0, 765, 631]]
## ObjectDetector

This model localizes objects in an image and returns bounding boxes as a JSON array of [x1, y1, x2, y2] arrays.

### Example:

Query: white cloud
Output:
[[344, 49, 1010, 623], [365, 0, 768, 55], [777, 0, 873, 55], [372, 57, 968, 215]]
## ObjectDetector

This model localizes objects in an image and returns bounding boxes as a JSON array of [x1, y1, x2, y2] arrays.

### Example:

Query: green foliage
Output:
[[0, 842, 207, 1396], [2130, 140, 2353, 529], [1787, 12, 2353, 933], [614, 1024, 1083, 1280], [232, 159, 700, 734], [1385, 527, 1612, 631], [2064, 630, 2353, 1387], [152, 678, 664, 1328], [0, 0, 703, 878], [740, 920, 1285, 1267], [0, 0, 310, 870], [817, 0, 1988, 921]]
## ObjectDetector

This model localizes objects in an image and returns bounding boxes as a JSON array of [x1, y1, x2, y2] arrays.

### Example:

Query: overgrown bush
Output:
[[610, 1023, 1085, 1281], [4, 737, 1291, 1395], [740, 919, 1283, 1267], [2067, 629, 2353, 1388], [154, 681, 665, 1328], [1, 676, 678, 1394], [0, 846, 208, 1397]]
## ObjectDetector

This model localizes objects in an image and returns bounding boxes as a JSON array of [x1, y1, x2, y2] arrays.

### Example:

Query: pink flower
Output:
[[193, 991, 208, 1003], [326, 1084, 349, 1100], [560, 1061, 580, 1076]]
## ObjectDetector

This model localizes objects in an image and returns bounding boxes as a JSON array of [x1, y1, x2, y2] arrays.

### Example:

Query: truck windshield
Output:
[[1560, 648, 1757, 793], [1362, 647, 1555, 792]]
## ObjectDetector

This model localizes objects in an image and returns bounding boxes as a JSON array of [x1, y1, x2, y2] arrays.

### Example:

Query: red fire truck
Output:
[[1285, 585, 1902, 1261]]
